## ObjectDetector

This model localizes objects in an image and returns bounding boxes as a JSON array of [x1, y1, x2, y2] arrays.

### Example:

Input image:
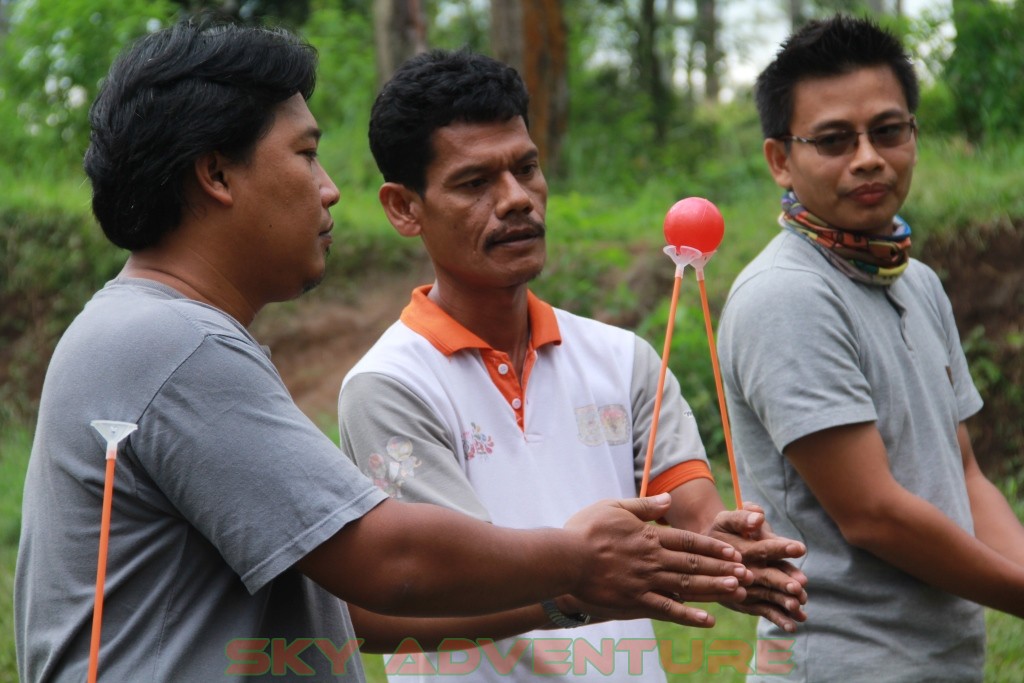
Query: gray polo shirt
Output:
[[718, 231, 985, 682]]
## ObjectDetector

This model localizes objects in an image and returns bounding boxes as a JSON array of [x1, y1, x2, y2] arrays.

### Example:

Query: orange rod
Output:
[[88, 448, 117, 683], [697, 276, 743, 509], [640, 273, 682, 497]]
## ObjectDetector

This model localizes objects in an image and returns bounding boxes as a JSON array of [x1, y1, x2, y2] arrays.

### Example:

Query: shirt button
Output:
[[497, 363, 509, 375], [511, 398, 522, 409]]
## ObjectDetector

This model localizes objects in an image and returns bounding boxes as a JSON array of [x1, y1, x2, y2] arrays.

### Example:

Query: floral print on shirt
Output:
[[366, 436, 421, 498], [461, 422, 495, 460]]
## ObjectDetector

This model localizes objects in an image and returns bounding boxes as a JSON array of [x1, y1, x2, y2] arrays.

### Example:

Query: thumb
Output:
[[615, 492, 672, 522]]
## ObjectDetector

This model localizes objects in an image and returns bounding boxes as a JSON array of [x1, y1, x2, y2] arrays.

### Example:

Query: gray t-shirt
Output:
[[16, 278, 387, 682], [718, 231, 985, 682]]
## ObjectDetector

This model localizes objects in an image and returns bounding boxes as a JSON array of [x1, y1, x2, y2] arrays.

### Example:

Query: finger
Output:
[[639, 593, 718, 629], [725, 600, 805, 634], [742, 584, 808, 614], [668, 574, 747, 603], [733, 536, 807, 563], [749, 564, 809, 599], [613, 493, 673, 523], [741, 502, 766, 515], [715, 508, 766, 537], [656, 526, 741, 562]]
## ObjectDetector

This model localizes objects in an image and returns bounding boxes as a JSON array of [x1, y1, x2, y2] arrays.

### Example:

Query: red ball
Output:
[[663, 197, 725, 252]]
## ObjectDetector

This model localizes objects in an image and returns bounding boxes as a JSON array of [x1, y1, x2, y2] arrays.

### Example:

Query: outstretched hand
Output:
[[562, 493, 753, 628], [708, 502, 808, 632]]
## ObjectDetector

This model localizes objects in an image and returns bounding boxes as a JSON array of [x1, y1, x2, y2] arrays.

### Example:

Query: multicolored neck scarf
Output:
[[778, 190, 912, 286]]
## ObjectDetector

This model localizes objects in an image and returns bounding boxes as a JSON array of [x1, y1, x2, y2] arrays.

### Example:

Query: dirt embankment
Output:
[[249, 255, 434, 423], [4, 222, 1020, 474]]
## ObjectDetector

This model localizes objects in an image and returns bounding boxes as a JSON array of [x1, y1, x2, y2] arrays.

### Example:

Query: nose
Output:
[[848, 134, 885, 174], [319, 165, 340, 208], [494, 171, 534, 217]]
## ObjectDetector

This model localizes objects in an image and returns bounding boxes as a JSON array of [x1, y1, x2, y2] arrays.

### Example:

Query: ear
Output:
[[378, 182, 424, 238], [192, 152, 234, 207], [763, 138, 793, 190]]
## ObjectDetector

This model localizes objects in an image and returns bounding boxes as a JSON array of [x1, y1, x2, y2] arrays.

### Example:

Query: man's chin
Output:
[[301, 270, 326, 296]]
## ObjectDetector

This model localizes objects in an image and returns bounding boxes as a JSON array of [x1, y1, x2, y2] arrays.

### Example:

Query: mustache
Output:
[[483, 218, 547, 249]]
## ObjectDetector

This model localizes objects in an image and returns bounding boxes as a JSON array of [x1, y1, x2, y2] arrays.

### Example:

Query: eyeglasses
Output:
[[783, 119, 917, 157]]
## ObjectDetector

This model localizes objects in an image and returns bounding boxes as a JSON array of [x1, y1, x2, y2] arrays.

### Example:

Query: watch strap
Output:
[[541, 599, 592, 628]]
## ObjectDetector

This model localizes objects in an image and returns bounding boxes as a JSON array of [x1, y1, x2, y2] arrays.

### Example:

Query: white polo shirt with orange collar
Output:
[[339, 285, 713, 682]]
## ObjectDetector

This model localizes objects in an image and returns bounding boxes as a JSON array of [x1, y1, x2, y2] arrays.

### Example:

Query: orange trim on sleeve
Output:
[[647, 460, 715, 496]]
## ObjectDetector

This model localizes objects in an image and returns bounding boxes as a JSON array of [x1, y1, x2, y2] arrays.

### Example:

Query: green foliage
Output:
[[0, 179, 123, 423], [637, 299, 725, 461], [961, 323, 1024, 480], [903, 136, 1024, 235], [0, 422, 32, 683], [303, 2, 381, 189], [426, 0, 488, 52], [0, 0, 178, 173], [945, 0, 1024, 143]]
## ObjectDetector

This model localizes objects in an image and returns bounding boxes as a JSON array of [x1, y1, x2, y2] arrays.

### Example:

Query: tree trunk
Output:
[[637, 0, 672, 142], [695, 0, 720, 102], [491, 0, 568, 177], [789, 0, 805, 30], [373, 0, 428, 86]]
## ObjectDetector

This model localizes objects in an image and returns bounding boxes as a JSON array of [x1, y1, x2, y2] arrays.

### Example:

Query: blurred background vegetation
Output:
[[1, 0, 1022, 680]]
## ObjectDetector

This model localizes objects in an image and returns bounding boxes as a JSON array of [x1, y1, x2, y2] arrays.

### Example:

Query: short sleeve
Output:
[[130, 333, 387, 593], [718, 269, 878, 453], [339, 372, 492, 522]]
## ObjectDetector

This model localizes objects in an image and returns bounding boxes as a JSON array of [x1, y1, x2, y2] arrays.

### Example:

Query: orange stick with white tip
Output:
[[88, 420, 137, 683], [639, 272, 682, 498], [696, 272, 742, 509]]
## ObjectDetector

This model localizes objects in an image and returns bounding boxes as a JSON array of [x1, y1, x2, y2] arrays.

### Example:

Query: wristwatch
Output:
[[541, 599, 592, 628]]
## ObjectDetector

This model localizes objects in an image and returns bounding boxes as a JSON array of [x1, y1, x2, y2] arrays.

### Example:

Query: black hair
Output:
[[754, 15, 919, 140], [368, 48, 529, 195], [83, 17, 318, 250]]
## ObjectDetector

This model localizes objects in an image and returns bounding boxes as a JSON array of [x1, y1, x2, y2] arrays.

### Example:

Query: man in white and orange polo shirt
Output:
[[338, 48, 808, 682]]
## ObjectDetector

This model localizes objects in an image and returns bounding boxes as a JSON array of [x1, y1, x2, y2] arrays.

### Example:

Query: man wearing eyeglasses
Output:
[[717, 14, 1024, 683]]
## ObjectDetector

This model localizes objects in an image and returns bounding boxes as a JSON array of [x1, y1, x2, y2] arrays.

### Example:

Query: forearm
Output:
[[663, 477, 725, 534], [966, 475, 1024, 564], [298, 499, 582, 617], [787, 422, 1024, 618], [841, 489, 1024, 617], [962, 438, 1024, 565], [350, 603, 550, 653]]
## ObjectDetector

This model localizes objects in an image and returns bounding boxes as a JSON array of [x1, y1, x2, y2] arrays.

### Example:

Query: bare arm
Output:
[[664, 477, 809, 632], [348, 603, 549, 653], [296, 493, 749, 623], [785, 421, 1024, 617], [959, 422, 1024, 565]]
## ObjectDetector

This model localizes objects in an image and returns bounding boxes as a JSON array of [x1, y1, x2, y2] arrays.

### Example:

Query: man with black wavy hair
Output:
[[340, 48, 810, 682]]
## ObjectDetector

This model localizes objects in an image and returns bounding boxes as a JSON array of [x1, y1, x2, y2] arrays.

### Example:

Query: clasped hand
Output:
[[560, 493, 754, 628], [708, 502, 808, 632]]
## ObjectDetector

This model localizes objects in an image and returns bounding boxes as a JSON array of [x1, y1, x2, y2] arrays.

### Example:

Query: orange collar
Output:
[[399, 285, 562, 356]]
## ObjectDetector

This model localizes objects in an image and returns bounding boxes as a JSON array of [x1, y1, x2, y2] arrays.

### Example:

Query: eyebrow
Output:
[[807, 109, 908, 134], [444, 149, 539, 186], [298, 126, 322, 143]]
